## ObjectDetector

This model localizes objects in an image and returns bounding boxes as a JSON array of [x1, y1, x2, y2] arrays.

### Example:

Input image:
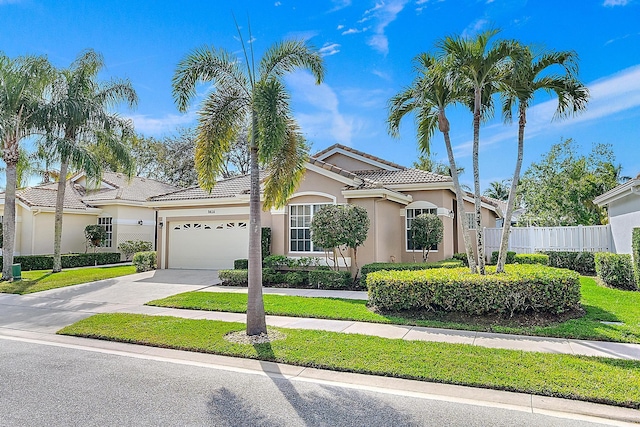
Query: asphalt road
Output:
[[0, 339, 615, 427]]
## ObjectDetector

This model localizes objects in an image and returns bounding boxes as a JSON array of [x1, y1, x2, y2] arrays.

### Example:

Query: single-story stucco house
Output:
[[0, 172, 177, 256], [149, 144, 503, 269], [594, 174, 640, 254]]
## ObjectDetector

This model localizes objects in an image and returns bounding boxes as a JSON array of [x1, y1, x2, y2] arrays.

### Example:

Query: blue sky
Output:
[[1, 0, 639, 190]]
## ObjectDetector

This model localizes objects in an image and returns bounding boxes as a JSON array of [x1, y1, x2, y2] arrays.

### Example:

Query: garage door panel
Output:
[[168, 220, 249, 269]]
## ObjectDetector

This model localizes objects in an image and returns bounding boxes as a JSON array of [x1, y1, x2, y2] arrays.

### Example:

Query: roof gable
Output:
[[312, 143, 404, 171]]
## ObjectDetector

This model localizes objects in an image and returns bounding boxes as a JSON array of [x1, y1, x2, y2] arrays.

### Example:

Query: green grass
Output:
[[58, 313, 640, 409], [0, 265, 137, 294], [147, 277, 640, 343]]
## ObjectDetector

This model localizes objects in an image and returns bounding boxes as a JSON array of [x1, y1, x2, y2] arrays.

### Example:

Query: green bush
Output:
[[360, 260, 463, 283], [284, 271, 308, 287], [234, 259, 248, 270], [262, 227, 271, 259], [490, 251, 516, 265], [132, 251, 157, 273], [367, 264, 580, 316], [218, 269, 248, 286], [594, 252, 637, 291], [633, 228, 640, 289], [515, 253, 549, 265], [262, 267, 286, 285], [452, 253, 469, 266], [118, 240, 153, 261], [543, 251, 596, 275], [0, 253, 122, 271], [308, 270, 352, 290], [263, 255, 290, 269]]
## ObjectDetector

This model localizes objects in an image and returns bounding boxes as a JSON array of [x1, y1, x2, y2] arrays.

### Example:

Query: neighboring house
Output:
[[0, 172, 178, 256], [594, 174, 640, 254], [149, 144, 503, 270]]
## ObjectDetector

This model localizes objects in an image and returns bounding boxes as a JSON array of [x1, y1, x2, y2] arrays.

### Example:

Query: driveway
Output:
[[0, 269, 220, 334]]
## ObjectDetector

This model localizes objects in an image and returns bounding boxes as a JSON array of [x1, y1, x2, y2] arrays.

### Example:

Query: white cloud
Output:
[[340, 87, 391, 108], [603, 0, 630, 6], [274, 1, 281, 6], [341, 27, 365, 35], [328, 0, 351, 12], [372, 69, 392, 81], [319, 43, 341, 56], [127, 112, 197, 136], [286, 71, 355, 145], [336, 24, 344, 30], [461, 18, 489, 38], [364, 0, 409, 55], [453, 64, 640, 157]]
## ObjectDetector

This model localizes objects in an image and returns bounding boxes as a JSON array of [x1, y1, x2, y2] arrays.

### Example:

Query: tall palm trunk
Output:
[[2, 138, 19, 280], [472, 88, 486, 274], [439, 110, 477, 273], [246, 111, 267, 336], [52, 157, 69, 273], [496, 105, 526, 272]]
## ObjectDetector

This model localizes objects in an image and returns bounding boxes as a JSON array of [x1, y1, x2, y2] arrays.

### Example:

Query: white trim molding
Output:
[[314, 146, 399, 171], [305, 162, 363, 186], [289, 191, 337, 203], [342, 188, 412, 205]]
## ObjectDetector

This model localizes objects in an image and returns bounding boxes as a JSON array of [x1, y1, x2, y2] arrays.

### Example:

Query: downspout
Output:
[[32, 209, 41, 256]]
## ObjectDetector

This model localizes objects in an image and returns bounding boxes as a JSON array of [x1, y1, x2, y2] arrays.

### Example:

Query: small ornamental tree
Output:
[[118, 240, 153, 261], [84, 224, 107, 252], [311, 204, 370, 276], [410, 213, 443, 262]]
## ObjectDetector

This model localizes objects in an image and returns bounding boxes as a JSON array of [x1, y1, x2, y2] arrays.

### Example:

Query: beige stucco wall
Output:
[[98, 205, 156, 252], [25, 210, 95, 255]]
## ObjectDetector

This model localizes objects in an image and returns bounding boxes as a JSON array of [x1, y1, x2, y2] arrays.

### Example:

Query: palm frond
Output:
[[172, 46, 249, 112], [254, 78, 290, 164], [262, 121, 308, 209], [259, 39, 325, 84]]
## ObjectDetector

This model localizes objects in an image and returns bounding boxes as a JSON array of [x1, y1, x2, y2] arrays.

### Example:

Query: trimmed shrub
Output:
[[262, 268, 287, 286], [234, 259, 248, 270], [284, 271, 308, 288], [633, 228, 640, 289], [132, 251, 156, 273], [261, 227, 271, 259], [263, 255, 290, 269], [308, 270, 352, 290], [543, 251, 596, 275], [367, 264, 580, 316], [490, 251, 516, 265], [0, 253, 122, 271], [118, 240, 153, 261], [514, 253, 549, 265], [360, 260, 463, 283], [218, 269, 248, 286], [452, 252, 469, 267], [594, 252, 637, 290]]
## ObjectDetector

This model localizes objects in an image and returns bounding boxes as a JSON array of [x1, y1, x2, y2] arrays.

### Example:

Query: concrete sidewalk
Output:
[[0, 269, 638, 360]]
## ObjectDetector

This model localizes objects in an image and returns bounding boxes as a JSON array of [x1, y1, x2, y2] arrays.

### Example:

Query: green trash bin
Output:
[[11, 263, 21, 281]]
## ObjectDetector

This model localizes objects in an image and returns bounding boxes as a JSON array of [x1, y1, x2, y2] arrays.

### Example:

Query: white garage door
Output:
[[168, 220, 249, 269]]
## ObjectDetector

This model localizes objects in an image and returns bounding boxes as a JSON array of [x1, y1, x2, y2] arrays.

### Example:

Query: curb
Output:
[[1, 328, 638, 426]]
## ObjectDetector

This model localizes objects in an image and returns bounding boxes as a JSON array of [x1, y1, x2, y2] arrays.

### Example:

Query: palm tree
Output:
[[484, 180, 511, 201], [389, 53, 478, 272], [0, 54, 53, 280], [496, 45, 588, 272], [172, 36, 325, 336], [44, 50, 137, 273], [439, 29, 513, 275]]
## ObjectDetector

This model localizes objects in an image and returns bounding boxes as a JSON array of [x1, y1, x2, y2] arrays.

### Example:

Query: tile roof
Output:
[[81, 172, 178, 203], [16, 182, 91, 210], [352, 168, 452, 187], [150, 173, 264, 201], [312, 143, 405, 170]]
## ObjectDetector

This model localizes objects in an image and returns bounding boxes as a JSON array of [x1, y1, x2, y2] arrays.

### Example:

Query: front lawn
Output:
[[147, 277, 640, 343], [58, 313, 640, 409], [0, 265, 137, 294]]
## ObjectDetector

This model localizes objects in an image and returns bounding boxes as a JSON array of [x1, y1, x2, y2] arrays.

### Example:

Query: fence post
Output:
[[529, 227, 536, 254], [578, 224, 584, 252]]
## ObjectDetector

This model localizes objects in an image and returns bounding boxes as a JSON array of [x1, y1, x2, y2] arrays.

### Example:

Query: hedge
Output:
[[360, 260, 462, 283], [308, 270, 352, 290], [514, 253, 549, 265], [594, 252, 637, 291], [234, 259, 248, 270], [219, 268, 351, 290], [490, 251, 516, 265], [132, 251, 156, 272], [367, 264, 581, 316], [633, 228, 640, 288], [0, 253, 122, 271], [452, 253, 469, 266], [542, 251, 596, 275]]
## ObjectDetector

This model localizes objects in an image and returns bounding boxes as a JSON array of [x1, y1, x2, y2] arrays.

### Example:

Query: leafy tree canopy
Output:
[[410, 213, 444, 262], [517, 139, 623, 226]]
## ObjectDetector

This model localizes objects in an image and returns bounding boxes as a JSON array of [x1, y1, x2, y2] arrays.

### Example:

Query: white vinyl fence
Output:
[[484, 225, 613, 255]]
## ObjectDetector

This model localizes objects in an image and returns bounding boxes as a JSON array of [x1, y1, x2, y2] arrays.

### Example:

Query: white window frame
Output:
[[405, 208, 439, 252], [98, 217, 113, 248], [289, 203, 331, 253], [465, 212, 477, 230]]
